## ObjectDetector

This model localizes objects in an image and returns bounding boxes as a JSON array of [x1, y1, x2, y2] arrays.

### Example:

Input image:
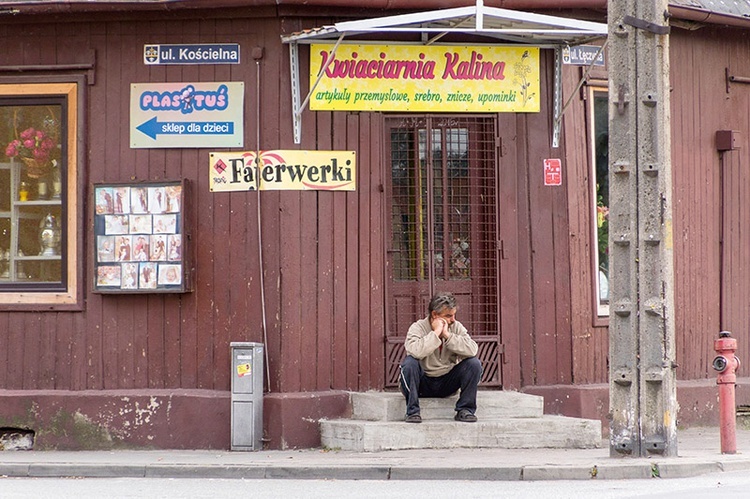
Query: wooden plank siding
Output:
[[671, 29, 722, 380], [513, 50, 575, 386], [561, 63, 609, 385], [561, 26, 750, 385], [0, 12, 386, 396], [671, 27, 750, 381], [498, 112, 522, 390], [3, 7, 749, 407]]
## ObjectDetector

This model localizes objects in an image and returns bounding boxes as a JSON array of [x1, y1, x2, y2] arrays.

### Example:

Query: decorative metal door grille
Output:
[[384, 115, 501, 387]]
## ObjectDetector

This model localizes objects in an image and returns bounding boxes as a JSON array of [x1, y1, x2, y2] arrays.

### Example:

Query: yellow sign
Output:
[[310, 43, 540, 113], [209, 150, 356, 191]]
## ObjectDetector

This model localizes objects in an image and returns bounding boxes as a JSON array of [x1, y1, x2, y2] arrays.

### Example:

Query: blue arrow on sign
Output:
[[136, 116, 235, 140]]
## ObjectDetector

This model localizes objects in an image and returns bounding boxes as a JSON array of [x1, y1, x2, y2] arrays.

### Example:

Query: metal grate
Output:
[[385, 115, 501, 387]]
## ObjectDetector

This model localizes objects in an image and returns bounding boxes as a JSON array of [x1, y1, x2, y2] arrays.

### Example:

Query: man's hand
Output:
[[431, 317, 445, 335], [431, 317, 451, 340]]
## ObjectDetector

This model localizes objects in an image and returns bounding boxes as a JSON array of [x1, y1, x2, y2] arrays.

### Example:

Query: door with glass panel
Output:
[[384, 115, 501, 387]]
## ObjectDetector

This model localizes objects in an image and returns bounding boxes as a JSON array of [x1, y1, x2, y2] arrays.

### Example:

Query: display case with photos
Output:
[[93, 180, 189, 293]]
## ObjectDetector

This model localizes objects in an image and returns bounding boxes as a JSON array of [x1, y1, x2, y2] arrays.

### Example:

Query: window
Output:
[[589, 87, 609, 318], [0, 82, 79, 306]]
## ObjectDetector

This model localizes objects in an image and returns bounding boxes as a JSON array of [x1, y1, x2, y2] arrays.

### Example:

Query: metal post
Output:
[[608, 0, 677, 457]]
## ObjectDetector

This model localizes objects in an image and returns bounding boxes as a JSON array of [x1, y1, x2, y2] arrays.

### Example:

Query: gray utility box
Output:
[[230, 342, 264, 451]]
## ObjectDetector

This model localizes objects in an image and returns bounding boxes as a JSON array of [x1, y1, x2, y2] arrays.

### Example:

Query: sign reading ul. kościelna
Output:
[[309, 43, 540, 113], [143, 44, 240, 65], [130, 82, 244, 148]]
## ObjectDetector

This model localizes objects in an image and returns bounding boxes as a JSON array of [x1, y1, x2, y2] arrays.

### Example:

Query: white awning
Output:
[[281, 1, 607, 47], [282, 0, 608, 144]]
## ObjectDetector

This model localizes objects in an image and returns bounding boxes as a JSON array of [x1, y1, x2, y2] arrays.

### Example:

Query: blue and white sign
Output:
[[130, 82, 244, 149], [562, 45, 605, 67], [144, 44, 240, 65]]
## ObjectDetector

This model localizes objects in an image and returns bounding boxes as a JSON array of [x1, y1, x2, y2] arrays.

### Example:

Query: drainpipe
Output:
[[667, 5, 750, 29]]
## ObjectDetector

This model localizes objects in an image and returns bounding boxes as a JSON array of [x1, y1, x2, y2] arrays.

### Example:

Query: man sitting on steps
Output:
[[399, 292, 482, 423]]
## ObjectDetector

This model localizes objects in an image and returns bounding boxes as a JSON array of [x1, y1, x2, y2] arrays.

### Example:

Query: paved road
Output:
[[1, 471, 748, 498]]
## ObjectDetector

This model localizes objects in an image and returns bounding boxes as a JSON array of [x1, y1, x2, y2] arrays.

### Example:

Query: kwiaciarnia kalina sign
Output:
[[309, 43, 540, 113]]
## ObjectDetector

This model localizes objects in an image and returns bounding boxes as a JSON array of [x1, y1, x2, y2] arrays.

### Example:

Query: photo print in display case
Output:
[[93, 180, 189, 293]]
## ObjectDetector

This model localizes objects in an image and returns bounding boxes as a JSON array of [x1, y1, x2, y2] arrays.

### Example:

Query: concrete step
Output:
[[320, 415, 603, 452], [351, 390, 544, 421]]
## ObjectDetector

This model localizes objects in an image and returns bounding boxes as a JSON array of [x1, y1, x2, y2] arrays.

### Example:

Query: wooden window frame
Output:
[[0, 79, 83, 310], [587, 85, 609, 325]]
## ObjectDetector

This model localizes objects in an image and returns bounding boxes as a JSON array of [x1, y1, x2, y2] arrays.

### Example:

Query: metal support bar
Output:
[[289, 34, 346, 144], [622, 14, 670, 35], [289, 42, 301, 144], [552, 46, 562, 148], [729, 76, 750, 84]]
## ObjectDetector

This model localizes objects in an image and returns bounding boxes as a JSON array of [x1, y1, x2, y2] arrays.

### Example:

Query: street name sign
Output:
[[144, 44, 240, 65], [562, 45, 605, 66]]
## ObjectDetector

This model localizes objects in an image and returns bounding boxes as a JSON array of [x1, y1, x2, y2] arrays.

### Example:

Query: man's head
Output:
[[428, 292, 458, 325]]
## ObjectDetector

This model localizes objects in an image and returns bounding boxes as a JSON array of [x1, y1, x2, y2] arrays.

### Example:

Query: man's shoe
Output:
[[454, 409, 478, 422], [405, 413, 422, 423]]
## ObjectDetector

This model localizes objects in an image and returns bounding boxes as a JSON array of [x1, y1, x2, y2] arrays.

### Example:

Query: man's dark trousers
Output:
[[399, 355, 482, 417]]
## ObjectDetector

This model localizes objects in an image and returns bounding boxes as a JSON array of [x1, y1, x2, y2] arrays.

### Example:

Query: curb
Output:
[[3, 459, 750, 481]]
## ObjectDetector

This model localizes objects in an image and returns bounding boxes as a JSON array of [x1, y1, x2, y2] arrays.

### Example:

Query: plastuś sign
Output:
[[209, 150, 356, 191], [130, 82, 244, 149], [309, 43, 540, 113]]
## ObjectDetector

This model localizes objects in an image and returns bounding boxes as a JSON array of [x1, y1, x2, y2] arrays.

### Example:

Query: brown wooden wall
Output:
[[3, 8, 745, 400], [561, 61, 609, 385], [671, 26, 750, 380], [0, 9, 613, 396], [0, 10, 385, 395], [564, 25, 750, 385], [509, 49, 574, 389]]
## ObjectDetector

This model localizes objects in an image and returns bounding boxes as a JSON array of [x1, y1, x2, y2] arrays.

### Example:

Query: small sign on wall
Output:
[[562, 45, 605, 67], [144, 44, 240, 65], [544, 158, 562, 186], [130, 82, 244, 149], [209, 150, 356, 192]]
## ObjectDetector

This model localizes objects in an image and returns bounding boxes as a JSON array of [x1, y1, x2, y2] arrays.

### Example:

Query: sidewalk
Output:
[[1, 427, 750, 481]]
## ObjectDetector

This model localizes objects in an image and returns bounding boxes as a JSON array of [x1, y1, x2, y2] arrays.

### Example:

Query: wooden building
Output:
[[0, 0, 749, 449]]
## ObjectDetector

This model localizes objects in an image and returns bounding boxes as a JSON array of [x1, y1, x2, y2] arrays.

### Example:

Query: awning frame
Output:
[[282, 0, 608, 145]]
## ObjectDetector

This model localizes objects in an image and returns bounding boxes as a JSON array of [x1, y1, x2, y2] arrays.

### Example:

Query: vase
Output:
[[20, 157, 51, 179], [51, 160, 62, 199], [38, 213, 61, 256]]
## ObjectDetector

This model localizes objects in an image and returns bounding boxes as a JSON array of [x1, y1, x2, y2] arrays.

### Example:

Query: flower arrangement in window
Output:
[[596, 184, 609, 273], [5, 127, 56, 178]]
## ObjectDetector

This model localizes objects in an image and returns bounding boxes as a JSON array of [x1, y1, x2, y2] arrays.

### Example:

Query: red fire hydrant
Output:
[[713, 331, 741, 454]]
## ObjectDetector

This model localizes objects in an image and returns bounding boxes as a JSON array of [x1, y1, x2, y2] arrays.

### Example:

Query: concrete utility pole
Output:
[[607, 0, 678, 457]]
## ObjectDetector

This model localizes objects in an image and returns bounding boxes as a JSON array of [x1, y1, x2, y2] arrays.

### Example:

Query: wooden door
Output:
[[384, 115, 502, 386]]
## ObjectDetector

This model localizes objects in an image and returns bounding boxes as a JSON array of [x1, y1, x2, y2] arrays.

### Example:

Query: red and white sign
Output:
[[544, 158, 562, 186]]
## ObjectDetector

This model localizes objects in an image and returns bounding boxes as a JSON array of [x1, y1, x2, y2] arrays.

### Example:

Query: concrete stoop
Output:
[[320, 391, 603, 452]]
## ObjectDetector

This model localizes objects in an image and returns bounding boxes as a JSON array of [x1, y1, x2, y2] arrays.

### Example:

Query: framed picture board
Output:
[[92, 179, 190, 293]]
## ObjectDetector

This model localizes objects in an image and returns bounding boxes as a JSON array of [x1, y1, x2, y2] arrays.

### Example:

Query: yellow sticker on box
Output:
[[237, 362, 251, 377]]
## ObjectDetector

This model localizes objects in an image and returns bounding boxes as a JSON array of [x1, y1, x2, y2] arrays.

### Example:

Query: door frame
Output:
[[382, 114, 506, 388]]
